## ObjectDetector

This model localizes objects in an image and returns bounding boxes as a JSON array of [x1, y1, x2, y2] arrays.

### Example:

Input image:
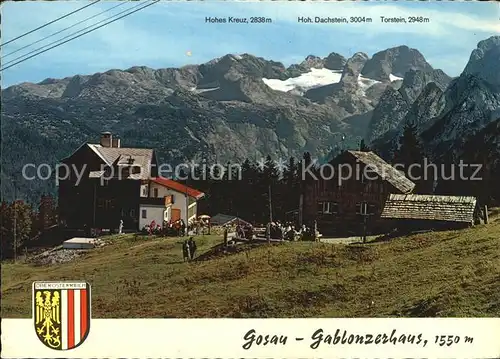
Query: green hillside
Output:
[[2, 214, 499, 318]]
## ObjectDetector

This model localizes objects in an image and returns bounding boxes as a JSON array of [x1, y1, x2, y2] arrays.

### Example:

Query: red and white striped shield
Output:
[[33, 281, 91, 350]]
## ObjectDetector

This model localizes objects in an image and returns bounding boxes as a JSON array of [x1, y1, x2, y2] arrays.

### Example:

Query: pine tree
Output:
[[222, 161, 237, 214], [283, 156, 300, 213], [302, 151, 315, 187], [239, 159, 258, 222], [261, 156, 279, 222], [393, 123, 432, 193], [0, 200, 33, 259]]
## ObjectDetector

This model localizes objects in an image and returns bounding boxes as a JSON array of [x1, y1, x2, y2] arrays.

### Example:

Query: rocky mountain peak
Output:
[[2, 37, 499, 205], [341, 52, 369, 85], [324, 52, 347, 70], [462, 36, 500, 87], [300, 55, 324, 70], [198, 53, 285, 85], [38, 78, 63, 85], [399, 69, 451, 104], [361, 45, 433, 81]]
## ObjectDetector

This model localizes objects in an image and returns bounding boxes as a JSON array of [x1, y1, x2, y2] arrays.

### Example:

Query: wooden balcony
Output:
[[139, 197, 166, 206]]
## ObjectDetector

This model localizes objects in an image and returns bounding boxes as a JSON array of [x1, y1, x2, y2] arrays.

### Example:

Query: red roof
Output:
[[150, 177, 205, 199]]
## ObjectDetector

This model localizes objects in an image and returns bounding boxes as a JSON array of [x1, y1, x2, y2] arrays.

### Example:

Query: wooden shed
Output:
[[380, 194, 479, 230]]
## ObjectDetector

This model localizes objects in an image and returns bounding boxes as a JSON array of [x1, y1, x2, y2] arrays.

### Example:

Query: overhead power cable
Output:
[[2, 2, 128, 59], [2, 1, 146, 66], [0, 0, 159, 72], [0, 0, 102, 48]]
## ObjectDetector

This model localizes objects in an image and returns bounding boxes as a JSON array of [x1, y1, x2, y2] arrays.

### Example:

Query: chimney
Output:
[[100, 132, 112, 148], [111, 137, 121, 148]]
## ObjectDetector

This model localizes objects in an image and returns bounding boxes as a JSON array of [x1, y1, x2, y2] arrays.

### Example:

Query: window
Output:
[[318, 201, 339, 214], [153, 188, 158, 198], [323, 202, 339, 214], [317, 202, 323, 214], [141, 209, 147, 219], [142, 187, 148, 197], [356, 202, 364, 215], [356, 202, 376, 215], [97, 199, 113, 209]]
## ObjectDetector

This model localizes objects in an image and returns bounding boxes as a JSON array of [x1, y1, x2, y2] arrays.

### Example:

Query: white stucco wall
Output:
[[139, 205, 167, 229], [149, 182, 198, 223]]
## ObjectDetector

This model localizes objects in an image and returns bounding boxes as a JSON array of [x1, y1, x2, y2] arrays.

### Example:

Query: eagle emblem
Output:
[[33, 281, 91, 350]]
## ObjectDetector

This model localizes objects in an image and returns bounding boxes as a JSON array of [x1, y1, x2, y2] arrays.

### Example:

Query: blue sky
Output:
[[1, 1, 499, 87]]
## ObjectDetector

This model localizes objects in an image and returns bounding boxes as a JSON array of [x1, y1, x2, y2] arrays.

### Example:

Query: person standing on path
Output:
[[187, 237, 197, 260], [314, 220, 319, 242], [223, 227, 229, 247], [182, 239, 191, 262]]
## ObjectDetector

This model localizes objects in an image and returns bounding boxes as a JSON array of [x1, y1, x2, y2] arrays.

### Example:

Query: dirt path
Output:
[[320, 235, 379, 244]]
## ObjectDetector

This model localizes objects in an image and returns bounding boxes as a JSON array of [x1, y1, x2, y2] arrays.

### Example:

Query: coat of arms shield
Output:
[[33, 281, 91, 350]]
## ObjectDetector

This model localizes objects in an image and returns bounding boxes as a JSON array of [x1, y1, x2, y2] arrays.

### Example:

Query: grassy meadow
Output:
[[2, 214, 499, 318]]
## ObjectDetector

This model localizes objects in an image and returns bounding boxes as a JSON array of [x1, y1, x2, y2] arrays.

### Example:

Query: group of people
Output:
[[182, 237, 197, 261], [187, 217, 210, 235], [141, 219, 187, 236], [141, 218, 213, 237], [227, 220, 318, 242], [141, 220, 163, 235], [165, 219, 187, 236], [266, 221, 318, 241], [235, 223, 254, 240], [267, 221, 295, 240]]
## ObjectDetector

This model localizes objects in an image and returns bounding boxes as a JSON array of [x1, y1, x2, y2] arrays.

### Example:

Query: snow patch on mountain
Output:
[[262, 68, 342, 93], [356, 75, 381, 97], [389, 74, 403, 82], [262, 68, 403, 94], [358, 76, 380, 89], [190, 86, 220, 94]]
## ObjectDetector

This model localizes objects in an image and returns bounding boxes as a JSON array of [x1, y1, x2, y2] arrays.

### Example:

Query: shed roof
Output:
[[210, 214, 250, 226], [347, 151, 415, 194], [381, 194, 477, 223]]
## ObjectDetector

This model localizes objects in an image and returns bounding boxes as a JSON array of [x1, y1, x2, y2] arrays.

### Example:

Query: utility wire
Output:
[[2, 2, 128, 59], [1, 0, 159, 71], [0, 0, 102, 48], [2, 1, 146, 66]]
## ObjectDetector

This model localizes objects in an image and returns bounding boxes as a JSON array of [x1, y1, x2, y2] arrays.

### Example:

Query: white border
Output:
[[3, 318, 500, 358]]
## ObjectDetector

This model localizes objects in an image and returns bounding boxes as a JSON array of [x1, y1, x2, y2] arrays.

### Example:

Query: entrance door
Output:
[[171, 208, 181, 222], [164, 206, 172, 222]]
